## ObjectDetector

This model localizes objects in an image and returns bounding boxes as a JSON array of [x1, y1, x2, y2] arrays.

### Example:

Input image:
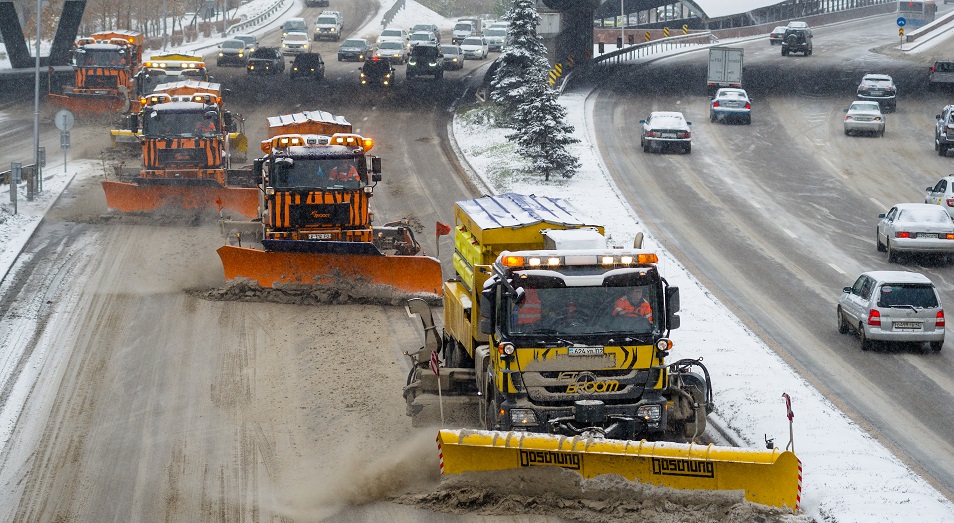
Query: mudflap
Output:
[[102, 180, 259, 219], [217, 245, 444, 296], [436, 429, 802, 513]]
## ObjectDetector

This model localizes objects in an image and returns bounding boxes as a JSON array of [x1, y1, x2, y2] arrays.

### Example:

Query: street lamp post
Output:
[[620, 0, 624, 46], [34, 0, 41, 193]]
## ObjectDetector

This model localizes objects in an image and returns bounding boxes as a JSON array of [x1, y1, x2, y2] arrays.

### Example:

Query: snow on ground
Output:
[[1, 1, 954, 521]]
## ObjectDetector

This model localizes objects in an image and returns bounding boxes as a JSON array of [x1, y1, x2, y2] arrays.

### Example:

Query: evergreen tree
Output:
[[509, 81, 580, 180], [490, 0, 551, 123]]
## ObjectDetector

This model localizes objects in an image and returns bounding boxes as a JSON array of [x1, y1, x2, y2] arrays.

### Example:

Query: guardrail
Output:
[[593, 31, 716, 66], [226, 0, 291, 36]]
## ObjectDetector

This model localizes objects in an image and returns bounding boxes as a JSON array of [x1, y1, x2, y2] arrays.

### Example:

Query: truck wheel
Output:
[[485, 391, 499, 431]]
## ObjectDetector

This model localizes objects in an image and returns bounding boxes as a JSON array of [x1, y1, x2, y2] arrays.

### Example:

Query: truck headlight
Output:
[[510, 409, 538, 426], [636, 404, 662, 422]]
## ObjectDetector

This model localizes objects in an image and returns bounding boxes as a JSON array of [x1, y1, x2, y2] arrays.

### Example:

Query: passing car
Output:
[[313, 11, 342, 41], [290, 52, 325, 80], [246, 47, 285, 75], [281, 17, 308, 39], [460, 36, 489, 59], [440, 44, 464, 70], [360, 56, 395, 87], [877, 203, 954, 263], [786, 20, 811, 34], [484, 28, 508, 52], [406, 42, 443, 79], [338, 38, 372, 62], [935, 105, 954, 156], [379, 28, 410, 49], [409, 31, 438, 47], [640, 111, 692, 154], [411, 23, 441, 43], [924, 176, 954, 218], [232, 34, 258, 52], [769, 26, 787, 45], [281, 32, 310, 55], [217, 38, 251, 66], [709, 88, 751, 124], [856, 74, 896, 112], [843, 101, 885, 137], [781, 27, 812, 56], [929, 60, 954, 88], [374, 40, 409, 64], [837, 271, 944, 352]]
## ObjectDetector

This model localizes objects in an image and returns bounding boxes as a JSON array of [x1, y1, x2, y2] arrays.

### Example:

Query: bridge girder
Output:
[[0, 0, 87, 69]]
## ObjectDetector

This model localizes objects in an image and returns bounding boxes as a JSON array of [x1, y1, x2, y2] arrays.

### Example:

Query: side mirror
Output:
[[878, 213, 887, 218], [843, 286, 852, 294], [371, 155, 382, 174]]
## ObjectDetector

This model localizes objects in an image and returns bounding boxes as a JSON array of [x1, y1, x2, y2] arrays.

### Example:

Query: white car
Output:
[[925, 175, 954, 218], [709, 88, 751, 124], [374, 40, 408, 64], [409, 31, 438, 47], [877, 203, 954, 263], [379, 28, 409, 49], [460, 36, 489, 59], [484, 28, 508, 52], [843, 100, 885, 137], [640, 111, 692, 154], [281, 32, 310, 55]]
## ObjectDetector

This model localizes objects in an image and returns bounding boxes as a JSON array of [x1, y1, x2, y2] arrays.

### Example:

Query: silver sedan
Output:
[[844, 101, 885, 137], [876, 203, 954, 263]]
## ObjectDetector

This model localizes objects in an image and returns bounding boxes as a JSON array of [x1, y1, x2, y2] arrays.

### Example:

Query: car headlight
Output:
[[510, 409, 538, 426], [218, 52, 223, 56], [636, 404, 662, 421]]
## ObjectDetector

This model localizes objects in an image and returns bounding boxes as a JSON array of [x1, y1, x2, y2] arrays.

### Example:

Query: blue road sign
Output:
[[898, 17, 907, 27]]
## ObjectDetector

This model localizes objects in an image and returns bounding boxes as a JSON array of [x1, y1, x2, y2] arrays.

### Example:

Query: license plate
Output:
[[894, 321, 922, 330], [869, 91, 883, 96], [308, 233, 332, 240], [919, 233, 939, 238], [662, 133, 677, 139], [568, 346, 604, 356]]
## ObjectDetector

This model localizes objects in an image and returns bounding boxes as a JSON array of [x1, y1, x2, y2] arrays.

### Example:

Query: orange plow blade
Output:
[[217, 245, 444, 296], [102, 181, 259, 219], [47, 93, 125, 115]]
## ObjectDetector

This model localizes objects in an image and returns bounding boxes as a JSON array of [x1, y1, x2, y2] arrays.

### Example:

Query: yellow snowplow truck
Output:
[[406, 193, 802, 512]]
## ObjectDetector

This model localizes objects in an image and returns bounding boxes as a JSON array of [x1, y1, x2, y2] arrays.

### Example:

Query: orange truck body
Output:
[[48, 30, 144, 114]]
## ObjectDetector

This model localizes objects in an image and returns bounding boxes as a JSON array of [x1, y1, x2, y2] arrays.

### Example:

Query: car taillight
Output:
[[868, 309, 881, 326], [937, 310, 945, 328], [845, 116, 853, 121], [946, 233, 954, 240], [679, 131, 690, 138], [946, 197, 954, 207], [895, 231, 911, 238], [712, 101, 720, 107], [744, 103, 751, 109]]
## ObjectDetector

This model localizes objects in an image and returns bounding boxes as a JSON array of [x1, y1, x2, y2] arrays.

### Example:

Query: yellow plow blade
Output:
[[48, 93, 125, 115], [217, 245, 444, 296], [102, 180, 259, 219], [437, 429, 801, 513]]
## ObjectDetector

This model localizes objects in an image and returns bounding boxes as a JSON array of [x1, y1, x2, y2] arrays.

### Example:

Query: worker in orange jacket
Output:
[[515, 288, 542, 325], [613, 287, 653, 322]]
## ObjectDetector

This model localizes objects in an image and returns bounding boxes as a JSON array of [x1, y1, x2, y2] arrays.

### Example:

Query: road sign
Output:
[[897, 17, 906, 27], [54, 109, 74, 131], [663, 27, 670, 37], [900, 28, 905, 36]]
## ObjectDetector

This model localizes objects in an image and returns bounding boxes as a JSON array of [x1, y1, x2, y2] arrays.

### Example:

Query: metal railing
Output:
[[593, 32, 717, 66], [225, 0, 292, 36]]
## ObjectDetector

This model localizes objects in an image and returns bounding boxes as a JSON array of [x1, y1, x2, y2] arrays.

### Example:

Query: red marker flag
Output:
[[436, 221, 452, 237], [430, 349, 440, 377]]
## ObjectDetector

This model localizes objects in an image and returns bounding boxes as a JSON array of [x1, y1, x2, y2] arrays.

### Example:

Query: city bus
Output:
[[899, 0, 937, 27]]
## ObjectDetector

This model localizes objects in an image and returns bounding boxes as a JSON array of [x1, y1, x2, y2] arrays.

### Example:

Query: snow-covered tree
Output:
[[510, 81, 580, 180], [490, 0, 551, 122], [493, 0, 580, 180]]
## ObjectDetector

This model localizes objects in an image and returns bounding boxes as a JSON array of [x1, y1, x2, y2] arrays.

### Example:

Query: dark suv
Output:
[[360, 56, 395, 87], [781, 28, 812, 56], [290, 52, 325, 80], [246, 47, 285, 75], [406, 43, 444, 80]]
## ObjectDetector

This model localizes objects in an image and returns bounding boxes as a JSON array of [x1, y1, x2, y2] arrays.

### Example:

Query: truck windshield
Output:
[[142, 109, 217, 137], [270, 158, 363, 189], [508, 284, 659, 337], [77, 48, 127, 67]]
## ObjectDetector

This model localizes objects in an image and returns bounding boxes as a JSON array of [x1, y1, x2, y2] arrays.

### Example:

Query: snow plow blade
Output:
[[102, 180, 259, 219], [217, 244, 444, 296], [48, 93, 126, 115], [436, 429, 802, 513]]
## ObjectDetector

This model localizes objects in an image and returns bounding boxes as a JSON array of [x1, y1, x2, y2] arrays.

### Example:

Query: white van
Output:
[[314, 11, 343, 41]]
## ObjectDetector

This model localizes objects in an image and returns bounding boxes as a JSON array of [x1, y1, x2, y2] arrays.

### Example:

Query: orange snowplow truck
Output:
[[102, 80, 257, 218], [48, 30, 143, 114], [216, 109, 444, 297]]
